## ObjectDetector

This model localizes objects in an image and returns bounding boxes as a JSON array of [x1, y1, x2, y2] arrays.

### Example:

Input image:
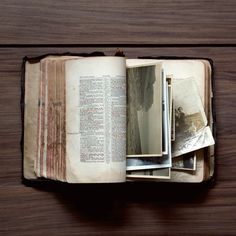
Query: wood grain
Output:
[[0, 47, 236, 235], [0, 0, 235, 45]]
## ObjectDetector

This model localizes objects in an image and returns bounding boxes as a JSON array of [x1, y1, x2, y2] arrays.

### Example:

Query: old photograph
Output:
[[172, 152, 196, 171], [126, 155, 171, 171], [127, 168, 170, 179], [126, 65, 162, 156], [172, 78, 214, 157]]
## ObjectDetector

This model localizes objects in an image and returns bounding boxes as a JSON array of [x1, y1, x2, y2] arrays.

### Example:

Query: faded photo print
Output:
[[126, 65, 162, 156], [172, 152, 196, 170], [172, 78, 214, 157]]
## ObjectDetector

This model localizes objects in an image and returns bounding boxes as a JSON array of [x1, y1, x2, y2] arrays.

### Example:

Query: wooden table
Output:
[[0, 1, 236, 235]]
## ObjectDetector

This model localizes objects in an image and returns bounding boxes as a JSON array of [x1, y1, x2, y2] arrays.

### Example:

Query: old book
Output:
[[22, 54, 215, 184]]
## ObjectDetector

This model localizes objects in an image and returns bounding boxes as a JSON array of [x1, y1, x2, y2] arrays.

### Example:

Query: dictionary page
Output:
[[65, 57, 126, 183]]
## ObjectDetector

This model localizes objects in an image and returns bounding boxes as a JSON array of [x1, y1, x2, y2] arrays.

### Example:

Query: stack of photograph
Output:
[[126, 60, 215, 183]]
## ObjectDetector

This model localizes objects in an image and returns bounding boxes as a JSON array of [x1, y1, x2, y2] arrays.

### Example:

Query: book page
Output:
[[24, 56, 79, 180], [30, 56, 80, 181], [65, 57, 126, 183], [24, 62, 40, 179]]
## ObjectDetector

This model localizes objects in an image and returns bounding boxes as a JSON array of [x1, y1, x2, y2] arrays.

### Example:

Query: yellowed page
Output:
[[65, 57, 126, 183], [33, 56, 80, 181], [23, 62, 40, 179]]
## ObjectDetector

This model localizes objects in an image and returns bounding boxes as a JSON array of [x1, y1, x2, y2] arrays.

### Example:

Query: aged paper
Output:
[[24, 62, 40, 179], [65, 57, 127, 183], [34, 57, 73, 181]]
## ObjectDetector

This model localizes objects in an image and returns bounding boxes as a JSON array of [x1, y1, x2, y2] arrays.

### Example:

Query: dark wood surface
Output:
[[0, 0, 236, 45], [0, 1, 236, 235], [0, 47, 236, 235]]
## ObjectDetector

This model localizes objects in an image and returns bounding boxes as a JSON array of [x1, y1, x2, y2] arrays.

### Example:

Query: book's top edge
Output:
[[139, 56, 213, 71], [23, 51, 106, 64], [139, 56, 213, 62]]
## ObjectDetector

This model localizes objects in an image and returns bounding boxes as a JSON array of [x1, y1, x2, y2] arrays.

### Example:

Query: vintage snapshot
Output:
[[172, 152, 196, 171], [172, 78, 215, 157], [126, 155, 171, 171], [126, 64, 162, 157], [127, 168, 170, 179]]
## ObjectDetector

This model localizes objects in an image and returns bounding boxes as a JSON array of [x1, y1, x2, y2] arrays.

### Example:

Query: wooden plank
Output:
[[0, 0, 235, 45], [0, 47, 236, 235]]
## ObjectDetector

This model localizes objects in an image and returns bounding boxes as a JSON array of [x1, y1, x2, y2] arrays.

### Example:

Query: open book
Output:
[[22, 54, 215, 183]]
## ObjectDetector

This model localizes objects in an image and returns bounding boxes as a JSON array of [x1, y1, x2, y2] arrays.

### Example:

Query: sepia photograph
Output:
[[126, 65, 162, 156], [126, 155, 171, 171], [127, 167, 170, 179], [172, 78, 214, 157], [172, 152, 196, 171]]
